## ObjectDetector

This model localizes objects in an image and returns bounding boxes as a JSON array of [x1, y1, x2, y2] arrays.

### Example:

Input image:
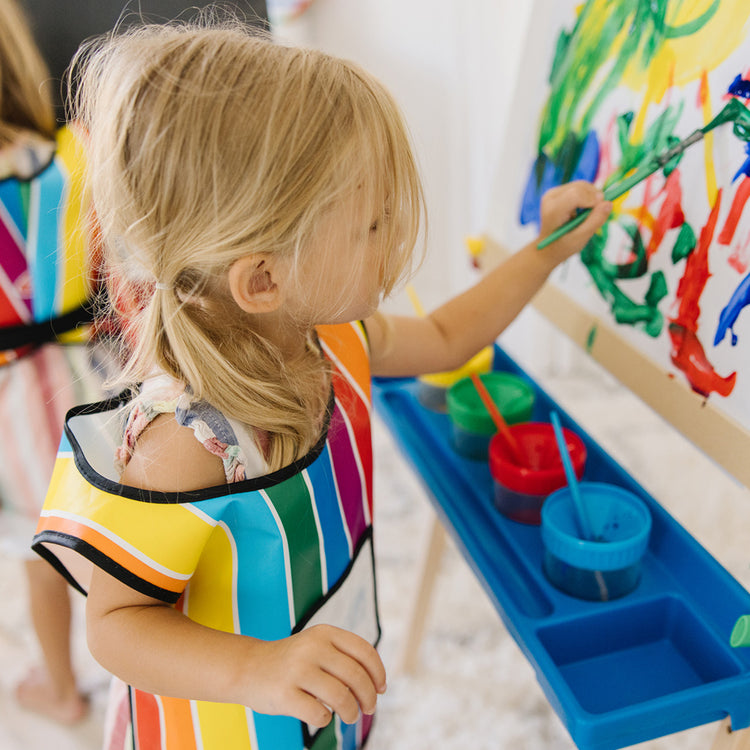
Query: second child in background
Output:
[[0, 0, 114, 726]]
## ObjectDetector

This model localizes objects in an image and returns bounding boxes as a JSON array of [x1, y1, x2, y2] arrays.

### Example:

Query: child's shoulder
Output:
[[119, 411, 227, 493], [116, 373, 266, 490]]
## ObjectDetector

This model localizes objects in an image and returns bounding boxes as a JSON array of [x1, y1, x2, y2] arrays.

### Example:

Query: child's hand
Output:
[[240, 625, 386, 728], [538, 181, 612, 267]]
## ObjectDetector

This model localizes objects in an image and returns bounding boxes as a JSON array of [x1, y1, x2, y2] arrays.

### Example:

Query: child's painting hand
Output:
[[242, 625, 386, 728], [538, 181, 612, 266]]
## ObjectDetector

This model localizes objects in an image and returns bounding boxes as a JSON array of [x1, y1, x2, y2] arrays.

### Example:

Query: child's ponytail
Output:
[[76, 18, 424, 471]]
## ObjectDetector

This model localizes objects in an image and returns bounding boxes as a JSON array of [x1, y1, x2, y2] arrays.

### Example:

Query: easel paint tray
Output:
[[373, 346, 750, 750]]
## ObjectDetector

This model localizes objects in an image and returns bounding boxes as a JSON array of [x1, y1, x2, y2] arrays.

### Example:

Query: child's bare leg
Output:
[[15, 559, 89, 724]]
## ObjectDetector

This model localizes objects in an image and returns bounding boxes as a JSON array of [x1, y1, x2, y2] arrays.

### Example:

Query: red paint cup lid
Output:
[[489, 422, 586, 496]]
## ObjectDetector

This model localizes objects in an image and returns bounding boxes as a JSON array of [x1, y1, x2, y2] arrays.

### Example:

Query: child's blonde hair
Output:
[[73, 17, 424, 471], [0, 0, 56, 145]]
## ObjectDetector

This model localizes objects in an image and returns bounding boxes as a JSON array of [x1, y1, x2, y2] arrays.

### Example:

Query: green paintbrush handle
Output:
[[536, 209, 590, 249], [536, 99, 749, 251], [537, 160, 660, 250]]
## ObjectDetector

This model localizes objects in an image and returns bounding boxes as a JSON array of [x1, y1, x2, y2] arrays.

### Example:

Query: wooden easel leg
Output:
[[711, 718, 750, 749], [398, 513, 447, 674]]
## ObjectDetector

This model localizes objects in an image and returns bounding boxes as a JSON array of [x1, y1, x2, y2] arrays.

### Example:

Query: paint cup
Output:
[[417, 346, 494, 413], [489, 423, 586, 525], [446, 372, 535, 460], [541, 482, 652, 601]]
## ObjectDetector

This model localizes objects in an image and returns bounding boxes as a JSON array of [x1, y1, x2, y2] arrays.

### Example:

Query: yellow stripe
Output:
[[194, 702, 252, 749], [43, 457, 215, 580], [184, 524, 236, 632], [55, 126, 90, 343]]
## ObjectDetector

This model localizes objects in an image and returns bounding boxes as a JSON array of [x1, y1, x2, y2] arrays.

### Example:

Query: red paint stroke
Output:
[[669, 190, 737, 397], [673, 190, 721, 332], [728, 228, 750, 274], [668, 324, 737, 397], [647, 169, 685, 257], [597, 114, 618, 185], [718, 176, 750, 245]]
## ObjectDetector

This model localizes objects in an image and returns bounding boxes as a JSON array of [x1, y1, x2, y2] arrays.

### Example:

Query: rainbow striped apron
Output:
[[33, 321, 381, 750]]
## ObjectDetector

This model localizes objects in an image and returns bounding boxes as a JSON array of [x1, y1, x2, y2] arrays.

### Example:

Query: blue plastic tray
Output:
[[373, 346, 750, 750]]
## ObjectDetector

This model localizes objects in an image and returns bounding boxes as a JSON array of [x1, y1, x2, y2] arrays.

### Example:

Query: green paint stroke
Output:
[[586, 324, 598, 352], [537, 0, 720, 336], [581, 230, 665, 337]]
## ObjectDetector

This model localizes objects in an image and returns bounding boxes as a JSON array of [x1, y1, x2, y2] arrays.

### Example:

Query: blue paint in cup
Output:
[[541, 482, 652, 601]]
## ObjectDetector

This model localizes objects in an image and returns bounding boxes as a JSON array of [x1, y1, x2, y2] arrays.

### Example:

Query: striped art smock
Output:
[[0, 125, 94, 364], [33, 321, 381, 750]]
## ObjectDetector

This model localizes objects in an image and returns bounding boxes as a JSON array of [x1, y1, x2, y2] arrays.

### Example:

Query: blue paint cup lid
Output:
[[541, 482, 651, 571]]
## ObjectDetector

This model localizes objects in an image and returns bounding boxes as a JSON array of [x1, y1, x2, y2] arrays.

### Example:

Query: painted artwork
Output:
[[490, 0, 750, 427]]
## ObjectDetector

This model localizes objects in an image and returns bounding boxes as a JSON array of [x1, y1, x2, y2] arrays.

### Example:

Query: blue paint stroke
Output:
[[728, 73, 750, 100], [520, 130, 600, 227], [733, 143, 750, 183], [726, 74, 750, 182], [714, 271, 750, 347]]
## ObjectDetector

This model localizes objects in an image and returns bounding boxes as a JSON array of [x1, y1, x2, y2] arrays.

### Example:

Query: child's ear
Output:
[[228, 255, 283, 313]]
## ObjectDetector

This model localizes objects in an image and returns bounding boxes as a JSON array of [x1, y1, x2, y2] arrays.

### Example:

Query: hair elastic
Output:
[[154, 282, 171, 291]]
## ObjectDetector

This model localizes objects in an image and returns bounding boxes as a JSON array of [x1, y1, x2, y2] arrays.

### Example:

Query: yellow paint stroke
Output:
[[631, 55, 675, 143], [622, 0, 750, 93], [624, 1, 750, 142], [464, 235, 486, 259], [699, 71, 718, 206], [405, 284, 426, 317], [623, 206, 657, 234]]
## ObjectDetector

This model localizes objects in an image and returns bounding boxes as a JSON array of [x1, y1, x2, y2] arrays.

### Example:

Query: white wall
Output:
[[273, 0, 532, 316]]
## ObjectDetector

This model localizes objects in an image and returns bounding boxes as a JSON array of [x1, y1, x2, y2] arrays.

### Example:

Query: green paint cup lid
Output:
[[446, 372, 535, 435], [731, 615, 750, 647]]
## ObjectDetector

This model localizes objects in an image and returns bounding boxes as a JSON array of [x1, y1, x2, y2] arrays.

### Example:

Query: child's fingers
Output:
[[301, 669, 363, 725], [329, 628, 387, 694], [546, 180, 603, 212], [319, 649, 380, 716], [289, 689, 334, 729], [573, 200, 612, 239]]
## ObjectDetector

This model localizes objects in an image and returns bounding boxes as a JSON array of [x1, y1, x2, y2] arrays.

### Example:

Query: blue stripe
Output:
[[0, 180, 26, 239], [210, 488, 305, 749], [306, 447, 351, 589], [58, 430, 72, 453], [29, 160, 65, 321], [254, 713, 303, 750], [340, 718, 358, 750], [203, 491, 292, 640]]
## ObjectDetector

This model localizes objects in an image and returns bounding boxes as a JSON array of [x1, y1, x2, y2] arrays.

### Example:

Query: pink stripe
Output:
[[0, 356, 43, 513], [105, 683, 132, 750], [33, 346, 71, 462], [328, 401, 367, 545], [0, 213, 29, 287], [360, 712, 374, 742]]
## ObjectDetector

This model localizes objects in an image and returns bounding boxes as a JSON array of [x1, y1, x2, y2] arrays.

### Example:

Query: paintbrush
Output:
[[537, 98, 750, 250], [469, 372, 527, 466]]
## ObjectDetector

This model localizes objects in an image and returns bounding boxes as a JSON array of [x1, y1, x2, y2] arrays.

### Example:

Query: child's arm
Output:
[[86, 417, 386, 727], [366, 181, 611, 377]]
